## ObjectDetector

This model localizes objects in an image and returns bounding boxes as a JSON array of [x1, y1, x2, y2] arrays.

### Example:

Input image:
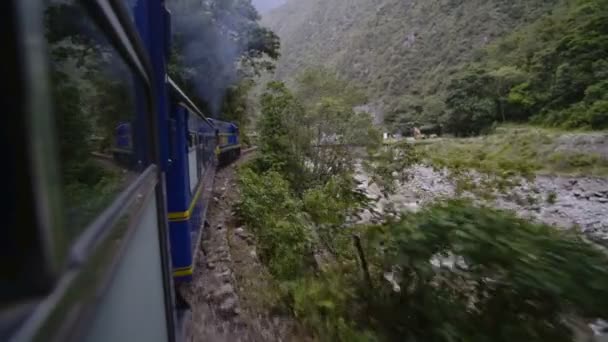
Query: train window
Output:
[[188, 132, 197, 150], [45, 1, 149, 244]]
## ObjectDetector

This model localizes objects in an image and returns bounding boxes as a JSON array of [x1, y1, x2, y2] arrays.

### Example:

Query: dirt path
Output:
[[180, 151, 307, 342]]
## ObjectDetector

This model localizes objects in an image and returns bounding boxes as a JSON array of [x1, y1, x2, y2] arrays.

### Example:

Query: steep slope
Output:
[[263, 0, 560, 111]]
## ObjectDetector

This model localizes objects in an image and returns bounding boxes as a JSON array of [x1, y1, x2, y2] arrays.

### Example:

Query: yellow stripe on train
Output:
[[167, 178, 205, 222], [173, 266, 193, 277]]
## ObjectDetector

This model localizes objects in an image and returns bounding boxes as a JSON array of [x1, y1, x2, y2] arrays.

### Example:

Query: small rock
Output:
[[217, 224, 223, 230], [214, 283, 235, 301], [213, 197, 220, 202], [218, 297, 239, 318], [598, 198, 608, 203], [569, 179, 578, 186], [207, 261, 216, 270], [220, 187, 226, 192], [574, 192, 582, 198], [216, 269, 232, 283], [249, 250, 257, 259]]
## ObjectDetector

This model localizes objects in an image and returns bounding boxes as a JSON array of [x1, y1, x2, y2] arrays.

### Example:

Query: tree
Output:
[[488, 66, 527, 122], [257, 81, 309, 189], [443, 68, 497, 136], [295, 68, 367, 110]]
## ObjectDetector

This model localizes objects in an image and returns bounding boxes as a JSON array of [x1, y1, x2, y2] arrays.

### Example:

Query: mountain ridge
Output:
[[263, 0, 561, 113]]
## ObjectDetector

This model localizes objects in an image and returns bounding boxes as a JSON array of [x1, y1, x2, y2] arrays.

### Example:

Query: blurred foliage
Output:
[[359, 200, 608, 341]]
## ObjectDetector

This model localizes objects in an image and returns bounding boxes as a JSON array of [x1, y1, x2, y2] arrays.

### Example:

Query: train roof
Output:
[[207, 118, 238, 130], [167, 77, 215, 127], [168, 77, 239, 130]]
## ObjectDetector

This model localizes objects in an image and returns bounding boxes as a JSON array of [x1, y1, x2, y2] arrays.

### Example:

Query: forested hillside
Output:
[[264, 0, 559, 113], [441, 0, 608, 134]]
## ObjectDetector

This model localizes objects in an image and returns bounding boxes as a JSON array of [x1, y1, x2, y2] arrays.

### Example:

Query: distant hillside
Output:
[[263, 0, 560, 113]]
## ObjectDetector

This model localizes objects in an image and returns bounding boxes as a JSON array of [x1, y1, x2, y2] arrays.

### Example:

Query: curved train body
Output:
[[163, 91, 241, 282], [3, 0, 241, 341]]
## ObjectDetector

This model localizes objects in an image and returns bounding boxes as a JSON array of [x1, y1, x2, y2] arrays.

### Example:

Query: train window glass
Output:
[[123, 0, 138, 18], [45, 1, 149, 244], [187, 132, 195, 150]]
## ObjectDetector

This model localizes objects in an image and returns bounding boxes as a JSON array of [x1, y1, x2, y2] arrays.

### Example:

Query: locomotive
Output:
[[2, 0, 240, 341]]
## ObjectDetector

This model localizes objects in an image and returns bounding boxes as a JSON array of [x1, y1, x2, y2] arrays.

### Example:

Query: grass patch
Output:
[[419, 125, 608, 177]]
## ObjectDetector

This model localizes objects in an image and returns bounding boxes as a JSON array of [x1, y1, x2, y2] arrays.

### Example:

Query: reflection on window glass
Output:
[[123, 0, 139, 22], [45, 0, 146, 242]]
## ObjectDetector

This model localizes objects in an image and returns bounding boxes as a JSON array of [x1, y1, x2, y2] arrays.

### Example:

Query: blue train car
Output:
[[166, 81, 218, 281], [209, 118, 241, 166], [1, 0, 243, 341], [112, 122, 137, 169]]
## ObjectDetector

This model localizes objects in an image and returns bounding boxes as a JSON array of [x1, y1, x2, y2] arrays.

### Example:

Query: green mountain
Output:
[[263, 0, 560, 117]]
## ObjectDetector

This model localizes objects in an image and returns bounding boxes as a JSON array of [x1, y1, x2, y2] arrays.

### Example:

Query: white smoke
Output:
[[167, 0, 260, 117]]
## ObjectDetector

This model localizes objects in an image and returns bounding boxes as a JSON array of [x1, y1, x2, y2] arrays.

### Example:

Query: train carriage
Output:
[[209, 118, 242, 166], [1, 0, 239, 341], [166, 80, 218, 282]]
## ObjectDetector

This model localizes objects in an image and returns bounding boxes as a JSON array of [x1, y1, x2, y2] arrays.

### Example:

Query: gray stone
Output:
[[218, 296, 239, 318], [214, 283, 235, 302], [216, 270, 233, 283], [235, 227, 247, 238]]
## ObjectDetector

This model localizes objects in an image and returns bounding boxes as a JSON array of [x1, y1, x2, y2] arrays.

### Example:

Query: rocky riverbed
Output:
[[356, 164, 608, 243]]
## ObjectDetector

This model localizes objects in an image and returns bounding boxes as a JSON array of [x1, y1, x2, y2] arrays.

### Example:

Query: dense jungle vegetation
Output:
[[264, 0, 608, 135]]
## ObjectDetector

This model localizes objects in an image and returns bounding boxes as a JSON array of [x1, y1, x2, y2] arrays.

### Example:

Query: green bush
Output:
[[290, 274, 379, 342], [364, 200, 608, 342], [236, 167, 314, 280], [585, 100, 608, 129]]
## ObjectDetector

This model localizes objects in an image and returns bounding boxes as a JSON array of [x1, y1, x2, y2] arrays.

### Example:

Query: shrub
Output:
[[365, 200, 608, 342], [236, 167, 314, 280]]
